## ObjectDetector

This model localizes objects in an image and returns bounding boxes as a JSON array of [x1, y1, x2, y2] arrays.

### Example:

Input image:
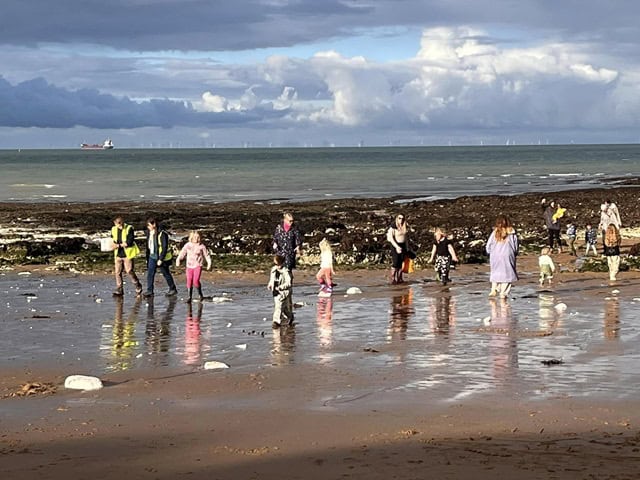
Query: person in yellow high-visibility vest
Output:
[[111, 217, 143, 296]]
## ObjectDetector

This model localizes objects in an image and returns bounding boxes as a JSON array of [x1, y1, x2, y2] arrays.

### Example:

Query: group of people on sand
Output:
[[389, 196, 624, 300], [109, 212, 306, 330], [111, 216, 208, 303], [109, 198, 624, 329]]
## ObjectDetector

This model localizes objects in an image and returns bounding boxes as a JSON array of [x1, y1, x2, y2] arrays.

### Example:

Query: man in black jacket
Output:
[[143, 218, 178, 298]]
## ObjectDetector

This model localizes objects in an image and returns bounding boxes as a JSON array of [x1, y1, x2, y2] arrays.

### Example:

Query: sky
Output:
[[1, 0, 639, 148]]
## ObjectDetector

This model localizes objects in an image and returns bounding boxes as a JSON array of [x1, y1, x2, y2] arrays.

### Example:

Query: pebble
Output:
[[554, 303, 567, 312], [346, 287, 362, 295], [64, 375, 103, 391]]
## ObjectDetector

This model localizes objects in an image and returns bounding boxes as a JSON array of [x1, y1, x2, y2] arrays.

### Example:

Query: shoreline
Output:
[[2, 183, 640, 273]]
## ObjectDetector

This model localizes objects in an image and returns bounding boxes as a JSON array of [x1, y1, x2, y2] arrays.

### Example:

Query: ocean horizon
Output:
[[2, 144, 639, 203]]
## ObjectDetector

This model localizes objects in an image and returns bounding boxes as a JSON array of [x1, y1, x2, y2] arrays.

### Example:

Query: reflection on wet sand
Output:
[[538, 294, 559, 331], [387, 289, 414, 342], [604, 297, 620, 340], [316, 297, 333, 347], [429, 288, 456, 335], [145, 297, 177, 366], [102, 296, 142, 371], [489, 298, 518, 383], [184, 302, 204, 366], [271, 326, 296, 366]]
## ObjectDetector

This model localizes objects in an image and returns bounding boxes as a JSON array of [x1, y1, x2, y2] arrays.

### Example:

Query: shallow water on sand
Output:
[[2, 272, 640, 403]]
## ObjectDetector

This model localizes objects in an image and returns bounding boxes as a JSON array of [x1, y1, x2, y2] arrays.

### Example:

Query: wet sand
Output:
[[3, 253, 640, 478]]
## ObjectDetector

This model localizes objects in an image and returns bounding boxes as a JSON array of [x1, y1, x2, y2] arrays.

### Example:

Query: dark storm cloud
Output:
[[0, 77, 285, 128], [2, 0, 639, 52], [1, 0, 370, 51]]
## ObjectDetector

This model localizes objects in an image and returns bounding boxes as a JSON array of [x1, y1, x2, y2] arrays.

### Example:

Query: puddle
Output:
[[2, 273, 640, 402]]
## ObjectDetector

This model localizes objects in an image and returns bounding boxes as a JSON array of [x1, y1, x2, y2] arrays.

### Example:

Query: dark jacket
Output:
[[145, 228, 173, 263]]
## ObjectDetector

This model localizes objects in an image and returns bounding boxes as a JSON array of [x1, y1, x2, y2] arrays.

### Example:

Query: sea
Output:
[[1, 144, 639, 203]]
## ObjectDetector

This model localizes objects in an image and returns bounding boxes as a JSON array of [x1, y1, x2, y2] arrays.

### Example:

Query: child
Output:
[[538, 247, 556, 286], [427, 227, 459, 285], [176, 230, 212, 303], [603, 224, 621, 281], [566, 220, 577, 256], [585, 223, 598, 256], [315, 238, 335, 297], [267, 255, 293, 328]]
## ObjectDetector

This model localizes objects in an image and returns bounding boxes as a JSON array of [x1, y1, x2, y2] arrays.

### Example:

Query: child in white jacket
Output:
[[538, 247, 556, 286], [267, 255, 293, 328]]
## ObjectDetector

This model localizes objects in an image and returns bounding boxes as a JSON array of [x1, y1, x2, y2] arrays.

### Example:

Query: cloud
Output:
[[0, 23, 637, 141], [0, 76, 287, 129]]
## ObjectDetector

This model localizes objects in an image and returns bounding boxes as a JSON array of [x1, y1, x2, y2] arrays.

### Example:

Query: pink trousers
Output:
[[186, 266, 202, 288]]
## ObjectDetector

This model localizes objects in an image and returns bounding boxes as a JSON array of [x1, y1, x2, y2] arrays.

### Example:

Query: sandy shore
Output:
[[3, 248, 640, 479], [3, 185, 640, 479]]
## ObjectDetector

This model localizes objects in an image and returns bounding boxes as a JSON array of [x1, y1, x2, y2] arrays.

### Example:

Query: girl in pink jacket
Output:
[[176, 230, 212, 302]]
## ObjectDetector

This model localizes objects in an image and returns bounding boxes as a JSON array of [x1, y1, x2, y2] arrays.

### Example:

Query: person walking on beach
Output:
[[585, 223, 598, 256], [566, 219, 577, 256], [543, 200, 563, 253], [427, 227, 458, 286], [315, 238, 335, 297], [387, 214, 409, 284], [599, 199, 622, 248], [486, 215, 519, 299], [111, 216, 143, 296], [603, 224, 622, 282], [267, 255, 293, 329], [176, 230, 212, 303], [272, 212, 303, 274], [144, 218, 178, 298], [538, 247, 556, 287]]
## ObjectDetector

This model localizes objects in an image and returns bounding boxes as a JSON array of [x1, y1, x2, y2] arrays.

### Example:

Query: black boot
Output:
[[185, 287, 193, 303], [197, 286, 204, 302]]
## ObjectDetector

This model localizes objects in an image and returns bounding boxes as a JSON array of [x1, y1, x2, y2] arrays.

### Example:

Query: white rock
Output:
[[64, 375, 103, 391], [346, 287, 362, 295], [482, 316, 491, 325], [211, 296, 233, 303], [235, 344, 247, 350], [554, 303, 568, 312], [612, 289, 620, 294], [204, 361, 230, 370]]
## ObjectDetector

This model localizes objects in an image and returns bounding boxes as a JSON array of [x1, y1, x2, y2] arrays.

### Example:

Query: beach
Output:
[[2, 187, 640, 478]]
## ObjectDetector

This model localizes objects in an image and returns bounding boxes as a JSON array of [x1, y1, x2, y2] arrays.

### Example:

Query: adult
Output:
[[599, 199, 622, 246], [272, 212, 303, 274], [486, 215, 519, 299], [143, 218, 178, 298], [387, 213, 409, 284], [543, 200, 562, 253], [111, 216, 143, 296]]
